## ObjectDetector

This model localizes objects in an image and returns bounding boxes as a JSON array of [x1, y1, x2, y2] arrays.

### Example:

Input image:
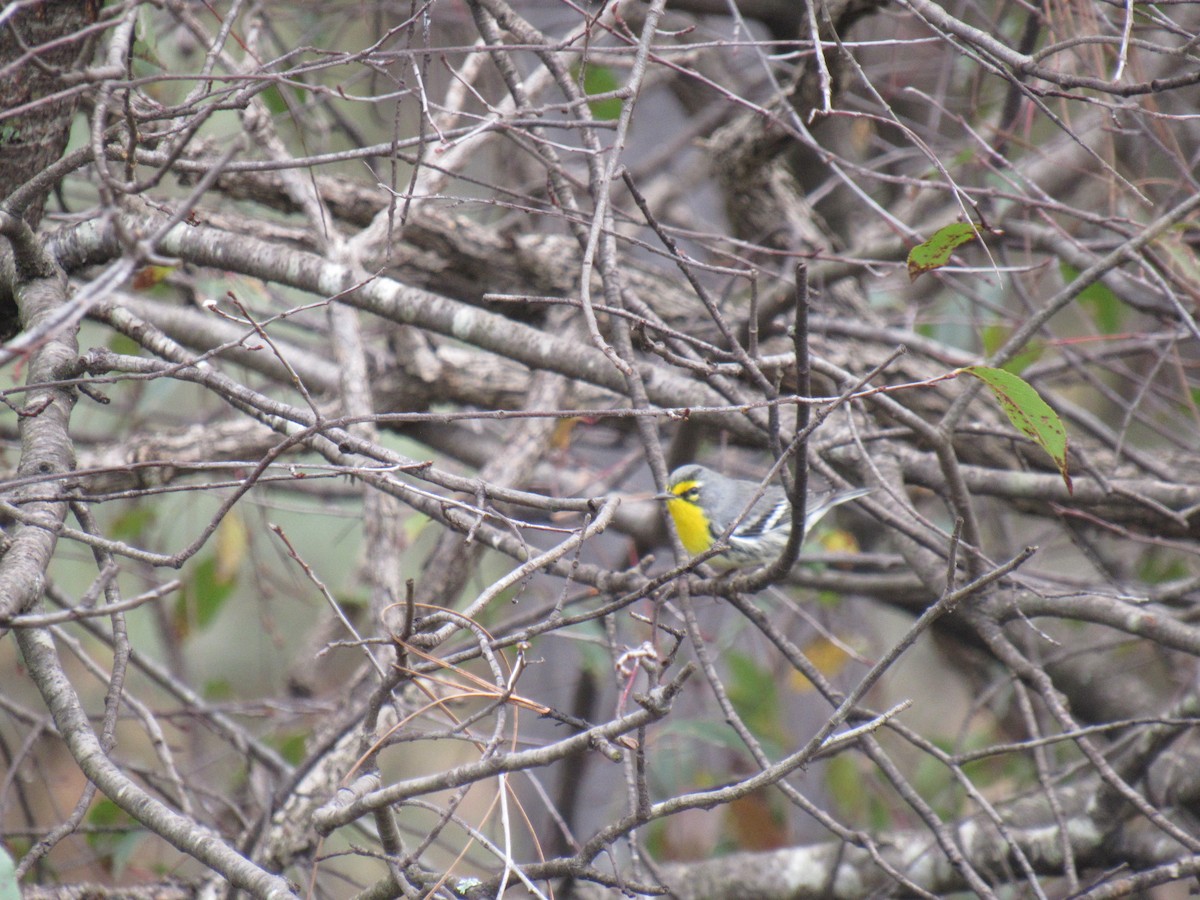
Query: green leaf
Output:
[[980, 324, 1043, 375], [1135, 548, 1190, 585], [825, 754, 863, 813], [260, 85, 289, 117], [980, 323, 1005, 357], [86, 797, 129, 831], [1061, 262, 1123, 333], [725, 651, 784, 747], [172, 513, 246, 636], [273, 731, 310, 766], [107, 333, 141, 356], [961, 366, 1072, 493], [815, 589, 846, 608], [85, 799, 143, 876], [579, 64, 623, 121], [190, 556, 236, 629], [110, 504, 156, 541], [907, 222, 981, 281], [826, 755, 891, 829], [132, 5, 164, 68], [175, 556, 237, 638], [403, 512, 431, 543], [204, 678, 234, 701], [656, 717, 749, 753]]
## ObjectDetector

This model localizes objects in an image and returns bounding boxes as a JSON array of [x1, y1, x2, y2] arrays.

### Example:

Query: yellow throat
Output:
[[666, 480, 712, 555]]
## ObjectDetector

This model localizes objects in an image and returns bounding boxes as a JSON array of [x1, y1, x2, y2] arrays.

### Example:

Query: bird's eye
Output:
[[685, 487, 700, 501]]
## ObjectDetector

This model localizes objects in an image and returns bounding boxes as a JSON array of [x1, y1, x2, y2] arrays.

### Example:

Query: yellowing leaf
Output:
[[818, 528, 861, 555], [551, 416, 580, 452], [791, 637, 851, 693], [215, 510, 247, 583], [961, 365, 1072, 493], [132, 264, 175, 291], [907, 222, 981, 281]]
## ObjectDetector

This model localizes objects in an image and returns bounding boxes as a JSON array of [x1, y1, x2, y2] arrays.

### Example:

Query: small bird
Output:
[[660, 464, 871, 568]]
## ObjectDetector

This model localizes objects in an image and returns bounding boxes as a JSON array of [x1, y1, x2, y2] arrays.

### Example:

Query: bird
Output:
[[660, 463, 870, 568]]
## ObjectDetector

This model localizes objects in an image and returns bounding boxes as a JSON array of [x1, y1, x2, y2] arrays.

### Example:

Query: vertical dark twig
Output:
[[790, 262, 811, 515], [752, 264, 812, 586]]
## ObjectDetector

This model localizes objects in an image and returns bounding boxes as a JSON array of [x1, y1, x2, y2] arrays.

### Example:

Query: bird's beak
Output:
[[623, 490, 675, 502]]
